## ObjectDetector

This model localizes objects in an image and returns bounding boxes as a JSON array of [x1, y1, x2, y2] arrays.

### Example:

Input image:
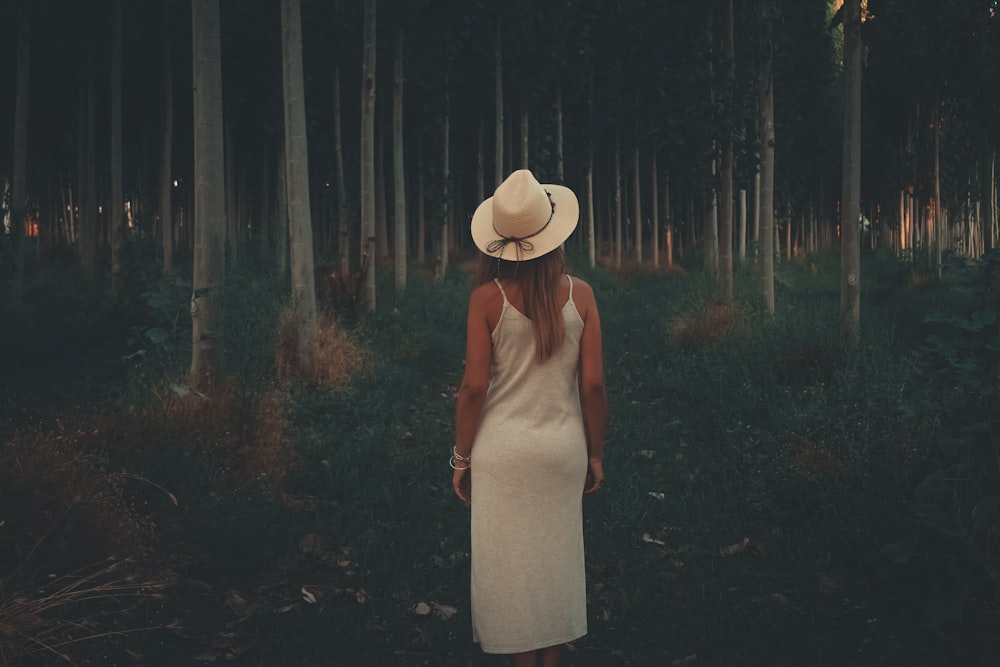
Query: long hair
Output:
[[478, 249, 566, 362]]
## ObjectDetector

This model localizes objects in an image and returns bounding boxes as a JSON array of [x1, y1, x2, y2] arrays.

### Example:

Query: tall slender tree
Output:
[[333, 66, 349, 278], [9, 4, 30, 306], [758, 0, 775, 315], [360, 0, 377, 313], [160, 0, 175, 274], [718, 0, 735, 301], [839, 0, 862, 345], [280, 0, 318, 374], [393, 25, 407, 292], [494, 20, 504, 188], [190, 0, 226, 389], [110, 0, 123, 296]]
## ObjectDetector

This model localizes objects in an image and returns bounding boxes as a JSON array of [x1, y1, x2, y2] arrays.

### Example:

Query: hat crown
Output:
[[490, 170, 553, 239]]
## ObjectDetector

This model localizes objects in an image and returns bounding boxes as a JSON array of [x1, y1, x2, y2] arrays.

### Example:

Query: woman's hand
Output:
[[583, 457, 604, 495], [453, 466, 471, 505]]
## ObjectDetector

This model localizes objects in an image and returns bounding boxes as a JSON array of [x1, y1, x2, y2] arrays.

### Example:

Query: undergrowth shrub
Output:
[[891, 251, 1000, 579]]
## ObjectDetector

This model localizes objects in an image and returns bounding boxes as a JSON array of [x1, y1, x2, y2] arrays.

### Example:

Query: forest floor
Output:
[[2, 248, 999, 666]]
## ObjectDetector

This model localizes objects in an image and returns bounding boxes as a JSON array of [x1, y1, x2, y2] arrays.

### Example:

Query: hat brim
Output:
[[470, 184, 580, 261]]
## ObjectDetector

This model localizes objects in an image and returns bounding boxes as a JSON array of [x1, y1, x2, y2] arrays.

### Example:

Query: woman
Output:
[[452, 169, 608, 666]]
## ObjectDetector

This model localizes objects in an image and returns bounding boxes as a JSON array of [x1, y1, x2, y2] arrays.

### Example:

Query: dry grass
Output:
[[274, 308, 369, 390], [0, 431, 169, 662], [0, 558, 169, 663], [668, 302, 748, 348]]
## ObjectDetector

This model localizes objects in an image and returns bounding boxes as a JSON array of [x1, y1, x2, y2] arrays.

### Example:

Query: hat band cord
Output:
[[485, 191, 555, 259]]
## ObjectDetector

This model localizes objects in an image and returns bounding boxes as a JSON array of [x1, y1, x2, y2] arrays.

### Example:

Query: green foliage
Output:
[[894, 251, 1000, 576]]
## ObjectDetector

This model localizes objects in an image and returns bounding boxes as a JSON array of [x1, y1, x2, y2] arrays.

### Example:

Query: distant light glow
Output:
[[173, 180, 179, 188]]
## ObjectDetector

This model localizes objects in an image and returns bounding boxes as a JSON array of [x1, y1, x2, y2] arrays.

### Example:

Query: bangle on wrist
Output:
[[452, 446, 471, 463]]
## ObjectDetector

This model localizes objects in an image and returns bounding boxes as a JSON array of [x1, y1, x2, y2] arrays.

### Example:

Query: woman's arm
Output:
[[453, 286, 493, 504], [576, 280, 607, 494]]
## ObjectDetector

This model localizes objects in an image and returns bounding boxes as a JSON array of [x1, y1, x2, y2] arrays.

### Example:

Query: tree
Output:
[[190, 0, 227, 389], [160, 0, 175, 274], [360, 0, 376, 313], [839, 0, 862, 346], [9, 3, 30, 306], [718, 0, 735, 301], [393, 25, 407, 292], [758, 0, 775, 315], [280, 0, 319, 374], [110, 0, 123, 296]]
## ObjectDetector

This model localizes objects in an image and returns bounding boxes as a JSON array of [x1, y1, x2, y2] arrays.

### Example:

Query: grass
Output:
[[1, 247, 998, 665]]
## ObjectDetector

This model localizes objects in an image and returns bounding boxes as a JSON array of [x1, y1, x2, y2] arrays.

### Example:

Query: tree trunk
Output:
[[633, 142, 642, 264], [718, 0, 735, 300], [417, 141, 426, 263], [190, 0, 226, 390], [476, 116, 485, 203], [360, 0, 377, 313], [705, 158, 719, 280], [280, 0, 319, 374], [375, 123, 388, 260], [586, 165, 596, 267], [759, 0, 775, 315], [80, 42, 99, 278], [933, 99, 942, 276], [332, 67, 349, 278], [664, 171, 673, 269], [438, 86, 451, 282], [556, 87, 564, 183], [494, 21, 504, 188], [738, 188, 747, 263], [651, 151, 659, 268], [161, 0, 175, 274], [520, 106, 529, 170], [110, 0, 123, 296], [984, 153, 996, 255], [839, 0, 862, 345], [614, 131, 622, 267], [393, 25, 407, 293], [9, 7, 29, 306]]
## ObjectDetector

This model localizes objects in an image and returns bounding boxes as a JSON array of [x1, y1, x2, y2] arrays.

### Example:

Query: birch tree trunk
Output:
[[360, 0, 377, 313], [281, 0, 318, 373], [839, 0, 862, 345], [759, 0, 775, 315], [275, 140, 288, 274], [393, 25, 407, 293], [190, 0, 226, 389], [110, 0, 123, 296], [417, 142, 425, 263], [375, 125, 388, 260], [161, 0, 174, 274]]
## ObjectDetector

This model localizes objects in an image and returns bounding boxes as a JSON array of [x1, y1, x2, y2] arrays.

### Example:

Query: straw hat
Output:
[[471, 169, 579, 262]]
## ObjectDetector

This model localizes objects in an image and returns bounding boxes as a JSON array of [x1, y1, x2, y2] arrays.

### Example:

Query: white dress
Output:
[[470, 276, 588, 654]]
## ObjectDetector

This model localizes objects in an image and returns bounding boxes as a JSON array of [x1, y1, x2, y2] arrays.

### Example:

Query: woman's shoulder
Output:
[[567, 275, 596, 302]]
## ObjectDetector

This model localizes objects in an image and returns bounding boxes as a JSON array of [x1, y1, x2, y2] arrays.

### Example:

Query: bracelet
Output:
[[452, 446, 471, 463], [449, 455, 471, 470]]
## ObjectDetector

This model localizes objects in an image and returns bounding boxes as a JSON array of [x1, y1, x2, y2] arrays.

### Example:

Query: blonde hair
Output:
[[478, 249, 566, 362]]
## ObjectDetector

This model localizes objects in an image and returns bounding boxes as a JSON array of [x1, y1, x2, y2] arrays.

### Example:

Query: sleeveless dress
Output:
[[470, 275, 588, 654]]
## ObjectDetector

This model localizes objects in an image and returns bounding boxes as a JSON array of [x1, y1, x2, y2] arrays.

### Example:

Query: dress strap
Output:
[[493, 278, 510, 304], [566, 275, 574, 302]]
